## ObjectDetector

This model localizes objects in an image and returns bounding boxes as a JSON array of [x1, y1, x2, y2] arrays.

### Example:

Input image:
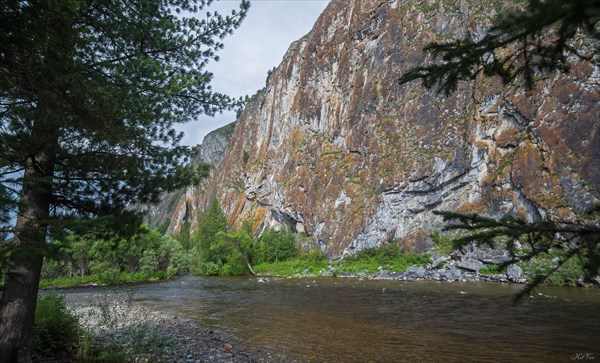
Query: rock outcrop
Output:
[[164, 0, 599, 258], [144, 122, 236, 232]]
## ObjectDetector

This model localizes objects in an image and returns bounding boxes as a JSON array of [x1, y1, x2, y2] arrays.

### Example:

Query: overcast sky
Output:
[[178, 0, 331, 146]]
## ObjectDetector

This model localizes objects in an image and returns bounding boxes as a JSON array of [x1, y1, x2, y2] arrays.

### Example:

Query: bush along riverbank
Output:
[[254, 241, 598, 288], [38, 199, 597, 291]]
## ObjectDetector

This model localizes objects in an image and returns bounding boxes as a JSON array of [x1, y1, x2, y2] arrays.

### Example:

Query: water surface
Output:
[[66, 276, 600, 362]]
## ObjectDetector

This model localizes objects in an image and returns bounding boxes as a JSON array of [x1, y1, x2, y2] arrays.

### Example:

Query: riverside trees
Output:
[[0, 0, 249, 360]]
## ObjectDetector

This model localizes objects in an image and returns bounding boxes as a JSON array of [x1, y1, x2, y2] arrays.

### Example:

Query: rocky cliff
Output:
[[165, 0, 599, 258], [144, 121, 236, 232]]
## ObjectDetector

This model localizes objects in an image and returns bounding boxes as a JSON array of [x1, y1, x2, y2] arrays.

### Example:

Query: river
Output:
[[64, 276, 600, 362]]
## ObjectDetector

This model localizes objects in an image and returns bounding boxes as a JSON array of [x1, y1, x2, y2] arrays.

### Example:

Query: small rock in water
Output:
[[224, 343, 233, 351]]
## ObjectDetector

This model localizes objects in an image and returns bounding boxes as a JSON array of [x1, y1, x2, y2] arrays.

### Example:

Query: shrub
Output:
[[220, 263, 247, 276], [430, 230, 455, 255], [195, 199, 228, 263], [193, 261, 222, 276], [479, 264, 506, 275], [32, 292, 80, 360], [255, 227, 299, 263], [139, 250, 160, 275], [521, 249, 585, 286]]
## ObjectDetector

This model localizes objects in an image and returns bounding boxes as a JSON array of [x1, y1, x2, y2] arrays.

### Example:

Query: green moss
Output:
[[497, 149, 516, 175]]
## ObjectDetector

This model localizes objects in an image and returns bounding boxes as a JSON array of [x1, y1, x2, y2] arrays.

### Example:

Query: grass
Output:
[[40, 271, 172, 289], [254, 253, 330, 276], [254, 244, 431, 277], [335, 245, 430, 274], [479, 264, 506, 275]]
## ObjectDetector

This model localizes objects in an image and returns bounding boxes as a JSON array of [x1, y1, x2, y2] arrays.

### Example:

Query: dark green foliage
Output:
[[194, 261, 222, 276], [1, 1, 249, 356], [41, 225, 192, 285], [32, 292, 79, 360], [175, 220, 194, 250], [479, 264, 506, 275], [399, 0, 600, 94], [1, 0, 250, 234], [345, 243, 403, 262], [195, 199, 229, 263], [255, 228, 299, 263]]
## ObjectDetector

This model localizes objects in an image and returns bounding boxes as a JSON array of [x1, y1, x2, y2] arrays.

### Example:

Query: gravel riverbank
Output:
[[62, 290, 291, 363]]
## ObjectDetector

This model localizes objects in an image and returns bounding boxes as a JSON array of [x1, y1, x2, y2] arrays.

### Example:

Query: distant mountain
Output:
[[143, 121, 236, 233]]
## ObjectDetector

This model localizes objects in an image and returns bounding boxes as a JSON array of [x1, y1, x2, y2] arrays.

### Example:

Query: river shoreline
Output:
[[57, 274, 600, 363], [56, 272, 600, 363], [63, 290, 291, 362]]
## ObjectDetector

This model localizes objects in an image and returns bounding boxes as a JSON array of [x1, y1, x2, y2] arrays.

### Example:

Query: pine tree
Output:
[[0, 0, 249, 360], [400, 0, 600, 298], [196, 199, 229, 263]]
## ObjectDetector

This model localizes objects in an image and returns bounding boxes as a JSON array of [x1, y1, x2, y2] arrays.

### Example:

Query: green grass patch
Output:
[[254, 252, 329, 276], [479, 264, 506, 275], [255, 244, 431, 277], [33, 292, 79, 361], [334, 244, 430, 274], [40, 271, 171, 289], [430, 230, 456, 255]]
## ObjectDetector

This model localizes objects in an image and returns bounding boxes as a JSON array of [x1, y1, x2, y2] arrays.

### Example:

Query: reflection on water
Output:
[[68, 276, 600, 362]]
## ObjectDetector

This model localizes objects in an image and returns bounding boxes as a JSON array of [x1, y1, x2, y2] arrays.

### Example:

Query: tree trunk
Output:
[[0, 156, 52, 363], [245, 257, 256, 276]]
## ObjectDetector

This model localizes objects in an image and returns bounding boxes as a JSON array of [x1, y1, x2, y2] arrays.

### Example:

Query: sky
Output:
[[178, 0, 331, 147]]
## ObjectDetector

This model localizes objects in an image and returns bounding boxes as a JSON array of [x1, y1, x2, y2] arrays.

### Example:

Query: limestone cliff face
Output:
[[180, 0, 599, 258], [144, 122, 235, 232]]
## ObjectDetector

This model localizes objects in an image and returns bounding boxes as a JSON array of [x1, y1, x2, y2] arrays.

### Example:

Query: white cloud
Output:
[[178, 0, 331, 146]]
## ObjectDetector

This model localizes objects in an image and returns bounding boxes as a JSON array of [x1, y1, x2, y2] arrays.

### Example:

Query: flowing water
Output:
[[66, 276, 600, 362]]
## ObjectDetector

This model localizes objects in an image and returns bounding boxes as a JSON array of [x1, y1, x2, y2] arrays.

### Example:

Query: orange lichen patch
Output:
[[514, 207, 530, 220], [456, 199, 488, 214], [554, 207, 576, 221], [397, 230, 431, 253], [250, 207, 268, 233], [512, 141, 563, 209], [495, 128, 520, 148], [228, 192, 247, 226]]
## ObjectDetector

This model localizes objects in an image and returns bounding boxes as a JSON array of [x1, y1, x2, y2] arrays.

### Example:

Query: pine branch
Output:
[[399, 0, 600, 94]]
